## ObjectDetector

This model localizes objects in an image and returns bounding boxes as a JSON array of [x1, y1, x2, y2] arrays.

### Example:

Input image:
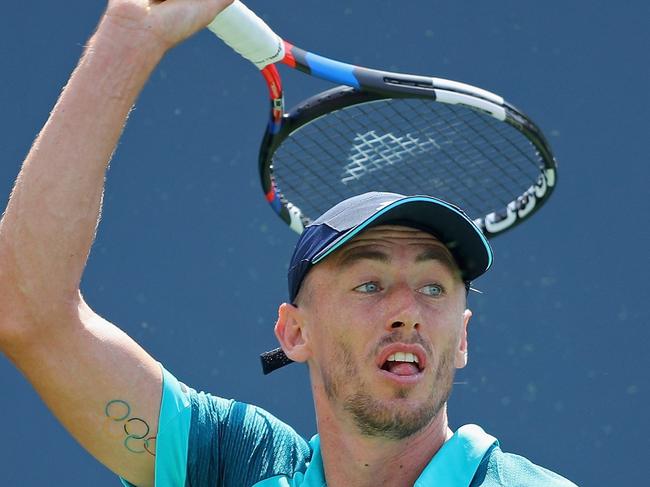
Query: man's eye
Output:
[[354, 282, 382, 293], [418, 284, 444, 296]]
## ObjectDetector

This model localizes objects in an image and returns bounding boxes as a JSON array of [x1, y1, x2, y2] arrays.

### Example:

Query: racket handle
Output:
[[208, 0, 285, 69]]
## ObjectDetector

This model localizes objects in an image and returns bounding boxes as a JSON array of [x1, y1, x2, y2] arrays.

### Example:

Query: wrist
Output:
[[91, 14, 168, 73], [78, 17, 167, 102]]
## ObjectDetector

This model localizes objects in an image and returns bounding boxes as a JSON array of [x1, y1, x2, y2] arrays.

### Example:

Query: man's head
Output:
[[267, 192, 493, 439], [260, 192, 492, 372]]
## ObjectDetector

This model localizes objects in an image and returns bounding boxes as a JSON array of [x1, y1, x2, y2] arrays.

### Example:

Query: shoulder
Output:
[[472, 444, 578, 487], [186, 388, 312, 485], [188, 388, 308, 450]]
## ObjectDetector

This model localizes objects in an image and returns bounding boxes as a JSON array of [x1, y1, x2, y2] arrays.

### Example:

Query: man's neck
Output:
[[316, 406, 452, 487]]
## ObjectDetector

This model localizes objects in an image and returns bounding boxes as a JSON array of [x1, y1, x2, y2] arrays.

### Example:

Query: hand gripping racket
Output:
[[208, 1, 557, 238]]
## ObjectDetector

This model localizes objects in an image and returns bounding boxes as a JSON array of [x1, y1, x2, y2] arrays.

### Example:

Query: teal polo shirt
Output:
[[120, 366, 577, 486]]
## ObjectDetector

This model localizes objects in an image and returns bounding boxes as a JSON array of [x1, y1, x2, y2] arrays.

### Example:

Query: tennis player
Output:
[[0, 1, 577, 486]]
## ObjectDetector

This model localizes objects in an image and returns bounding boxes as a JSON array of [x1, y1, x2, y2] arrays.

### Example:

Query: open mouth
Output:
[[380, 351, 424, 376]]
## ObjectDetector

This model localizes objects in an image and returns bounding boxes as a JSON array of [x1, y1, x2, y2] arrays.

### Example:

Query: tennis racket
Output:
[[208, 1, 557, 238]]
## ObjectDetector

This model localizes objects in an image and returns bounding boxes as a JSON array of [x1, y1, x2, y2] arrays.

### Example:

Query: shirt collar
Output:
[[302, 425, 497, 487]]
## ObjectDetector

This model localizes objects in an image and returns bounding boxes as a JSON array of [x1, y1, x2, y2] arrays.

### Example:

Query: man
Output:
[[0, 0, 576, 486]]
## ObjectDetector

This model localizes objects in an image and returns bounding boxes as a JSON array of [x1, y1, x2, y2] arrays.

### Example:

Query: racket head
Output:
[[259, 82, 557, 238], [207, 2, 557, 239]]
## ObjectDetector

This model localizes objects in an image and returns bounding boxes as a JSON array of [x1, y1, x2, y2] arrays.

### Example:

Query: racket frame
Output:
[[258, 42, 557, 237]]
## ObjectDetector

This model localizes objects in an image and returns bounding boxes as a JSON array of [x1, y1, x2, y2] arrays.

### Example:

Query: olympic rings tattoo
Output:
[[124, 418, 150, 439], [104, 399, 156, 456], [124, 435, 147, 454], [144, 437, 157, 456], [105, 400, 131, 422]]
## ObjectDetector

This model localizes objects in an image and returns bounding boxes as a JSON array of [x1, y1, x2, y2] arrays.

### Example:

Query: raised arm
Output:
[[0, 1, 232, 485]]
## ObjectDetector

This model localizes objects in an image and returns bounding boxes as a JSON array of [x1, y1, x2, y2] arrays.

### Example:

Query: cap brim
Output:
[[312, 196, 492, 281]]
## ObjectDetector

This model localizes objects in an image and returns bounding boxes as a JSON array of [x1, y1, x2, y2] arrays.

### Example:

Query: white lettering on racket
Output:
[[484, 168, 556, 234], [340, 131, 447, 184]]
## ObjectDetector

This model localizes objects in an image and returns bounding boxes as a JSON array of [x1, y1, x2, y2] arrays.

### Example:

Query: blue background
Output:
[[1, 1, 648, 485]]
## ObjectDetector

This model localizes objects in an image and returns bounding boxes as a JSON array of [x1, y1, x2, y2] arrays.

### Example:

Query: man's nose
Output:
[[384, 284, 421, 332]]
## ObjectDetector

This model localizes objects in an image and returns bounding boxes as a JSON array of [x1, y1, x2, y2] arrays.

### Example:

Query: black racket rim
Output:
[[258, 85, 557, 238]]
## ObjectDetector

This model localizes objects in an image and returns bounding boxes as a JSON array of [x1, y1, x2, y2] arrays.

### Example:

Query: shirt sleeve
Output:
[[121, 365, 311, 487], [120, 365, 193, 487], [185, 389, 311, 486]]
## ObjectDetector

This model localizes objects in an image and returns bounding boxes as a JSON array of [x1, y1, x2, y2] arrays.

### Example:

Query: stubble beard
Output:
[[322, 339, 457, 441]]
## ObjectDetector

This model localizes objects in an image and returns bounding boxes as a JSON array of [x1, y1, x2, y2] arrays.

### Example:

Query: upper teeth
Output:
[[387, 352, 419, 363]]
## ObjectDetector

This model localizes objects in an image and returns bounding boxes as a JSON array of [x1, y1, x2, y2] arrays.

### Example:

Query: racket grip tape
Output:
[[208, 0, 285, 69]]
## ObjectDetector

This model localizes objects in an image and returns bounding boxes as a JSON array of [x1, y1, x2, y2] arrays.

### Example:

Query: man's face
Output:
[[293, 225, 470, 440]]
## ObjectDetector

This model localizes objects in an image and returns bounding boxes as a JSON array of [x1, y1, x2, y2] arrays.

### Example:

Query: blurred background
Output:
[[1, 1, 648, 485]]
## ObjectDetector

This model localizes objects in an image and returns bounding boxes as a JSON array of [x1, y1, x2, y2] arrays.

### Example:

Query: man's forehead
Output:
[[330, 225, 460, 270]]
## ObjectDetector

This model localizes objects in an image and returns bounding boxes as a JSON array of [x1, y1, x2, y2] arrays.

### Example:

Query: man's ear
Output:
[[274, 302, 311, 363], [455, 309, 472, 369]]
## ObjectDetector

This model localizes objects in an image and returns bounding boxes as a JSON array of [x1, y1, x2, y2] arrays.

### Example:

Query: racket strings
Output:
[[462, 108, 541, 187], [278, 135, 344, 206], [477, 116, 546, 194], [271, 98, 544, 223], [378, 102, 499, 210], [353, 105, 450, 180], [355, 99, 521, 210], [428, 104, 522, 206], [405, 101, 521, 208]]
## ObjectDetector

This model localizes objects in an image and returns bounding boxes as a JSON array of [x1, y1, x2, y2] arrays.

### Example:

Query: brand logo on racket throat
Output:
[[340, 131, 449, 184], [483, 168, 556, 234]]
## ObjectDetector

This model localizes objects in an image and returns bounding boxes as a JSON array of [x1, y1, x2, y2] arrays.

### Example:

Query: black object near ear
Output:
[[260, 347, 294, 375]]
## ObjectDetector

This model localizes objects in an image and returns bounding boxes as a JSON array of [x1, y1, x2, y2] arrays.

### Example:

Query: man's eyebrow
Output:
[[415, 246, 458, 272]]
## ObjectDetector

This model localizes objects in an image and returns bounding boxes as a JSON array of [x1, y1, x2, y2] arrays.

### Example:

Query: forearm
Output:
[[0, 18, 165, 327], [0, 2, 231, 484]]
